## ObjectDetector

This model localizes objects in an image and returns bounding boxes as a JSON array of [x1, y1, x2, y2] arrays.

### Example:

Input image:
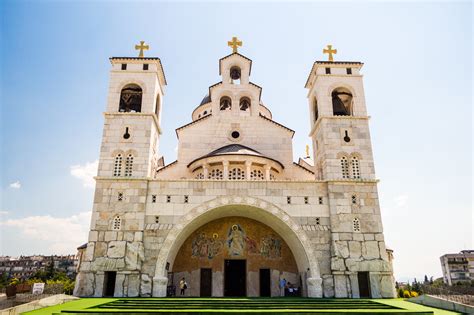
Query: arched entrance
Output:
[[152, 196, 323, 297], [173, 217, 298, 297]]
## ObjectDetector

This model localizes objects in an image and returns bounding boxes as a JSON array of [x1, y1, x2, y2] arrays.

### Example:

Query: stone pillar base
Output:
[[307, 277, 323, 298], [152, 276, 168, 297]]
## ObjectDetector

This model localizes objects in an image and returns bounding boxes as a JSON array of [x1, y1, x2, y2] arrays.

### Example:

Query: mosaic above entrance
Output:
[[191, 223, 282, 259]]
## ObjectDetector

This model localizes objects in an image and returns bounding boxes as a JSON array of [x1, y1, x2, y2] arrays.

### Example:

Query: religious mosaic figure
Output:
[[260, 235, 282, 259], [227, 224, 245, 256], [191, 232, 223, 259]]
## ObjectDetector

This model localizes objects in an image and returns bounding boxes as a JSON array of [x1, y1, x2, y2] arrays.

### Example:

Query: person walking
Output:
[[279, 278, 287, 297], [179, 277, 187, 296]]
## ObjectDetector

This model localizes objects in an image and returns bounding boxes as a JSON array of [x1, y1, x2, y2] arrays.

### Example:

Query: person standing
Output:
[[279, 278, 287, 297], [179, 277, 187, 296]]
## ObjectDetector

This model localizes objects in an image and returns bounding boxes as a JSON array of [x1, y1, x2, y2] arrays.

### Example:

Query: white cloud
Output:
[[0, 210, 8, 216], [70, 160, 98, 188], [9, 181, 21, 189], [0, 211, 91, 254]]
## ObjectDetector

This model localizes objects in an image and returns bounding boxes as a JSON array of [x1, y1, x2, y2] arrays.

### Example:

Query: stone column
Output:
[[223, 161, 229, 179], [307, 277, 323, 298], [152, 276, 168, 297], [245, 161, 252, 180], [203, 163, 209, 179], [264, 165, 271, 180]]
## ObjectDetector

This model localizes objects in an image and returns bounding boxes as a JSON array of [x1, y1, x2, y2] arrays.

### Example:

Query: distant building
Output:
[[440, 250, 474, 285], [0, 255, 77, 280]]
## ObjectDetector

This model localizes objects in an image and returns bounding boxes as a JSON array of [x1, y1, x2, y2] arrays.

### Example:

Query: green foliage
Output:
[[0, 273, 9, 288], [9, 277, 20, 286], [397, 287, 404, 298]]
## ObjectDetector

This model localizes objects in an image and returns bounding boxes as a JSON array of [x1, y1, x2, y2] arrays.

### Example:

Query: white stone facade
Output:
[[73, 52, 396, 299]]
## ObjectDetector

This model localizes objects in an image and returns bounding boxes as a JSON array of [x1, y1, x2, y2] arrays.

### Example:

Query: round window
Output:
[[231, 131, 240, 139]]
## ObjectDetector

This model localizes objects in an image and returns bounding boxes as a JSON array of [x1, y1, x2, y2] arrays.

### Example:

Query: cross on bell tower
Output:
[[227, 36, 242, 53], [135, 41, 149, 58], [323, 44, 337, 62]]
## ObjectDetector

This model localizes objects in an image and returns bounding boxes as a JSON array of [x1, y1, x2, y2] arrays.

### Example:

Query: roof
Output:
[[304, 60, 364, 88], [110, 56, 168, 85], [259, 114, 295, 137], [219, 53, 253, 75], [188, 144, 284, 168], [175, 114, 212, 138], [200, 94, 211, 106], [77, 243, 87, 250]]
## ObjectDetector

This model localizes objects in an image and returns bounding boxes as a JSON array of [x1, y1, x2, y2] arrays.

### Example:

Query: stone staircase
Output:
[[52, 297, 434, 314]]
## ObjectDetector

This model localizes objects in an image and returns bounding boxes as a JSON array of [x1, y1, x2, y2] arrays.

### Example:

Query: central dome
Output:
[[200, 94, 211, 105]]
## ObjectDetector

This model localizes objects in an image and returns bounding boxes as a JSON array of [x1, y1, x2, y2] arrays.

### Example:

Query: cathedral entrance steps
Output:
[[40, 298, 436, 314]]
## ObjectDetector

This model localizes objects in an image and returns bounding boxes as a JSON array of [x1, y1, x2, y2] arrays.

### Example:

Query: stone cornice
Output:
[[103, 112, 162, 135], [308, 115, 370, 137], [94, 176, 379, 184]]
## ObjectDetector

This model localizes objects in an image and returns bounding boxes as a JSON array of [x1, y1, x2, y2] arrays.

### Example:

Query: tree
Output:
[[424, 275, 429, 284]]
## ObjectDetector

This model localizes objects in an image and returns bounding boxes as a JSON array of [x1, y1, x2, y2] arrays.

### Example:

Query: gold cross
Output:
[[135, 41, 149, 58], [305, 145, 310, 158], [323, 44, 337, 62], [227, 36, 242, 53]]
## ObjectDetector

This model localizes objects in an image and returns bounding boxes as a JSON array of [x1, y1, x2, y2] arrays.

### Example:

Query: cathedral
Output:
[[73, 39, 396, 299]]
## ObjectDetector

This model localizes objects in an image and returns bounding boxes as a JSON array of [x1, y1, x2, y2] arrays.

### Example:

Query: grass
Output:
[[23, 297, 460, 315]]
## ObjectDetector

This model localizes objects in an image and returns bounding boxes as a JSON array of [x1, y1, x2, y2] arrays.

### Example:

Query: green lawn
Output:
[[23, 297, 460, 315]]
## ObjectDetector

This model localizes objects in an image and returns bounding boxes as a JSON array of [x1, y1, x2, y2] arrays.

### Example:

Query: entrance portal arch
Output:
[[152, 196, 322, 297]]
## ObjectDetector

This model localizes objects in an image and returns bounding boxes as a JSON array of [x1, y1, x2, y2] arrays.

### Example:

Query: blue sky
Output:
[[0, 1, 472, 282]]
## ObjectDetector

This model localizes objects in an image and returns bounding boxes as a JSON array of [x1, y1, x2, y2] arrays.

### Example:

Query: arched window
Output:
[[229, 167, 245, 180], [314, 97, 319, 122], [250, 169, 264, 180], [340, 156, 349, 179], [113, 154, 123, 177], [230, 66, 241, 84], [112, 216, 122, 231], [119, 84, 143, 113], [124, 154, 134, 177], [154, 94, 161, 118], [352, 218, 361, 232], [331, 87, 353, 116], [220, 96, 232, 111], [208, 169, 223, 180], [351, 156, 360, 179], [239, 97, 251, 111]]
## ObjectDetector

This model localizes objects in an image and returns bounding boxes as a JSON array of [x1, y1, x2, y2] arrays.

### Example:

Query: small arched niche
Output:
[[239, 97, 251, 111], [154, 93, 161, 119], [230, 66, 241, 84], [220, 96, 232, 111], [313, 97, 319, 122], [119, 84, 143, 113], [331, 87, 353, 116]]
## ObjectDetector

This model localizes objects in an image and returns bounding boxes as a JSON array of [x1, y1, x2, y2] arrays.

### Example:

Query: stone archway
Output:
[[152, 196, 322, 297]]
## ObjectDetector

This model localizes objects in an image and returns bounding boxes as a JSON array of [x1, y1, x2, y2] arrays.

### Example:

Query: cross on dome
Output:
[[227, 36, 242, 53], [135, 41, 149, 58], [323, 44, 337, 62]]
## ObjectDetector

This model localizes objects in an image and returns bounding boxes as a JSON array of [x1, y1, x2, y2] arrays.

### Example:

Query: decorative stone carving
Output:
[[307, 277, 323, 297], [152, 276, 168, 297], [140, 274, 152, 297]]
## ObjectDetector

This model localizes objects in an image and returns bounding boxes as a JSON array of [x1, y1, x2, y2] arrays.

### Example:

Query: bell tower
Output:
[[98, 42, 167, 179], [305, 46, 395, 298]]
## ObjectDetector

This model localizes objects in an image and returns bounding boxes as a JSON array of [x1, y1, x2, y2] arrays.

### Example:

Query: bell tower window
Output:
[[239, 97, 251, 111], [331, 87, 353, 116], [220, 96, 232, 111], [119, 84, 143, 113], [313, 97, 319, 122], [113, 154, 123, 177], [230, 66, 241, 84], [340, 156, 350, 179]]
